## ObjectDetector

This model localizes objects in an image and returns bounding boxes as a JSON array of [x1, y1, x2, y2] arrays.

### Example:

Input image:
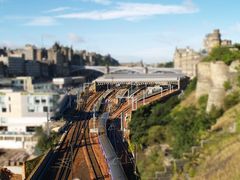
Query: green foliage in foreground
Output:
[[25, 155, 44, 178], [224, 90, 240, 110], [203, 46, 240, 65], [129, 96, 180, 147], [129, 79, 224, 178], [35, 127, 59, 155], [182, 77, 197, 98], [130, 92, 222, 157], [137, 146, 165, 179]]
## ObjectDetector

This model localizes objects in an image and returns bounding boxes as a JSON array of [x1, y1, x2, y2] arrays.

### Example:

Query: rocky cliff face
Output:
[[196, 61, 237, 112]]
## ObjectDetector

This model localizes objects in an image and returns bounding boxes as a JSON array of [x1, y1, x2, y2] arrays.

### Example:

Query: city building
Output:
[[53, 76, 85, 88], [40, 63, 49, 77], [0, 76, 69, 153], [11, 77, 34, 92], [0, 88, 62, 153], [204, 29, 232, 53], [0, 56, 25, 76], [25, 60, 41, 77], [173, 47, 203, 78], [0, 62, 4, 77], [174, 29, 232, 78], [23, 44, 37, 61]]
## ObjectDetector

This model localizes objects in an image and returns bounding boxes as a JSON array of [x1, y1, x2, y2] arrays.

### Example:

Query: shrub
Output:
[[147, 125, 166, 145], [183, 77, 197, 98], [203, 46, 240, 65], [224, 91, 240, 110], [224, 81, 232, 91], [35, 127, 59, 154]]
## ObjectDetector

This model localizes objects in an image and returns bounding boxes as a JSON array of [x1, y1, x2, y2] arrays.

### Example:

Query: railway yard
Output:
[[29, 84, 180, 180]]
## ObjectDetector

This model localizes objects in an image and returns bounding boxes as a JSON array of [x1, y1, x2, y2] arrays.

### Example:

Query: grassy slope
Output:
[[192, 103, 240, 180], [193, 133, 240, 180], [211, 102, 240, 131]]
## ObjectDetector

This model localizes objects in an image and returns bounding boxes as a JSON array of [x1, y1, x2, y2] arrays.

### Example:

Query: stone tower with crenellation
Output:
[[173, 29, 232, 78], [203, 29, 232, 53]]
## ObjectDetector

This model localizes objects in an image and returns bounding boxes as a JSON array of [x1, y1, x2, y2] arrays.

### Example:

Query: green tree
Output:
[[35, 127, 59, 154], [147, 125, 166, 145], [170, 107, 200, 158], [203, 46, 240, 65]]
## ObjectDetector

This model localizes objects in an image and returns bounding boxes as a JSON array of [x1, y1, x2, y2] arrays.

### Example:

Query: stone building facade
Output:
[[174, 29, 232, 78], [173, 47, 203, 78], [204, 29, 232, 53]]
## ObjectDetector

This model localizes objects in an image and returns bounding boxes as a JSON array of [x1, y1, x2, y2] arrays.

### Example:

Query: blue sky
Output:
[[0, 0, 240, 63]]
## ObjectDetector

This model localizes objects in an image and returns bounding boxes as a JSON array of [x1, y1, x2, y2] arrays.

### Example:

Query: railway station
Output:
[[93, 72, 189, 91]]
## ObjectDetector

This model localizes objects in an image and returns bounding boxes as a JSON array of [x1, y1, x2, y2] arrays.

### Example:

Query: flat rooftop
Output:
[[0, 149, 28, 166], [94, 73, 187, 83]]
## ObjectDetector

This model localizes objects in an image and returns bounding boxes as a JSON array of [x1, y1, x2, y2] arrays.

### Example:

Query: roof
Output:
[[94, 73, 186, 84]]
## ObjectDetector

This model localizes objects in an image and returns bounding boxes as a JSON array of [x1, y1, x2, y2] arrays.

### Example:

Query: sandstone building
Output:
[[173, 47, 202, 78], [174, 29, 232, 78], [204, 29, 232, 53]]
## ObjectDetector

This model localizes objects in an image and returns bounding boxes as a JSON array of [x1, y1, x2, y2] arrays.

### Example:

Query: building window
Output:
[[16, 137, 22, 141], [5, 136, 14, 140], [26, 126, 37, 132], [20, 80, 24, 84], [0, 126, 7, 131], [35, 99, 40, 104], [8, 97, 11, 101], [43, 106, 48, 112], [2, 108, 7, 113], [28, 107, 35, 112], [24, 137, 31, 141], [41, 99, 46, 103]]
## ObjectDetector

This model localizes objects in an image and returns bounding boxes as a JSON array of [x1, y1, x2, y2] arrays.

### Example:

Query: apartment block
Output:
[[0, 56, 25, 76], [0, 88, 61, 153]]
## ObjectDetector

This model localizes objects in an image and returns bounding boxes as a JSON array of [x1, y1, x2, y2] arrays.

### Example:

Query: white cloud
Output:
[[81, 0, 111, 5], [25, 16, 58, 26], [68, 33, 85, 43], [44, 7, 72, 13], [57, 1, 198, 20]]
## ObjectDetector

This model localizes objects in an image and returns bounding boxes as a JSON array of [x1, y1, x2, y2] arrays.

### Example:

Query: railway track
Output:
[[111, 89, 179, 119], [71, 91, 107, 180], [84, 120, 104, 180], [55, 120, 84, 180], [39, 91, 104, 180]]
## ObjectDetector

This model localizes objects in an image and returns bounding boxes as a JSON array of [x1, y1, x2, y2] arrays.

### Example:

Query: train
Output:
[[95, 89, 114, 113], [98, 113, 128, 180]]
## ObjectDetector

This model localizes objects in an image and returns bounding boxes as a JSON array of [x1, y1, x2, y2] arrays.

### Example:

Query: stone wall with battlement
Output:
[[196, 61, 238, 112]]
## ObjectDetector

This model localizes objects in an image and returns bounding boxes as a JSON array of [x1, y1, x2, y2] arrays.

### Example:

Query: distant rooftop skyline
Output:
[[1, 0, 240, 63]]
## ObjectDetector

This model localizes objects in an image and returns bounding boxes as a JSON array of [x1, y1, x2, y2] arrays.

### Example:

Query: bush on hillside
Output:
[[129, 96, 180, 146], [224, 90, 240, 110], [182, 77, 197, 98], [203, 46, 240, 65], [35, 127, 59, 154], [224, 80, 232, 91]]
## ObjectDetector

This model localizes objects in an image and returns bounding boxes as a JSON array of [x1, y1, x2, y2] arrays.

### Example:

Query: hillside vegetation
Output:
[[129, 64, 240, 179], [203, 44, 240, 65]]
